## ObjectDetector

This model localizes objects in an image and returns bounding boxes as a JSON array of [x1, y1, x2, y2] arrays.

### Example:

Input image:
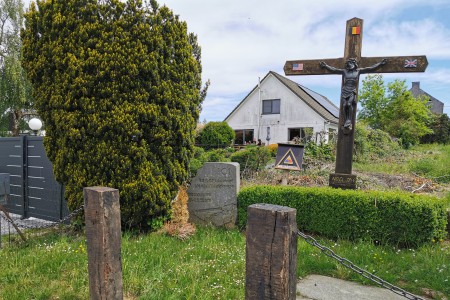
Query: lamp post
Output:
[[28, 118, 43, 136]]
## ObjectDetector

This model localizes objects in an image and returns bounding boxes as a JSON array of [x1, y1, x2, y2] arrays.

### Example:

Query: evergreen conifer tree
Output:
[[21, 0, 204, 229]]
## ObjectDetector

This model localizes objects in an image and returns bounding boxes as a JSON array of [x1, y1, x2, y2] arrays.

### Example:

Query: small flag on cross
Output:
[[292, 63, 303, 71], [351, 26, 361, 35], [404, 59, 417, 68]]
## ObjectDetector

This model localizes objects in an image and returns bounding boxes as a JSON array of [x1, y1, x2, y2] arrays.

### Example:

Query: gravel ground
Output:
[[1, 211, 55, 236]]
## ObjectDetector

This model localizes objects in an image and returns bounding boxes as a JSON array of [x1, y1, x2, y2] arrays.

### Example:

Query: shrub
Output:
[[198, 121, 235, 149], [266, 143, 278, 157], [304, 141, 335, 161], [421, 113, 450, 144], [237, 185, 447, 247], [22, 1, 203, 230], [354, 122, 401, 162], [230, 146, 271, 175], [189, 147, 233, 177]]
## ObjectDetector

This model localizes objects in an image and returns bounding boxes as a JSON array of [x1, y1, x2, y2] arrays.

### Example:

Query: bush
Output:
[[354, 122, 401, 162], [421, 113, 450, 144], [198, 121, 235, 149], [237, 185, 447, 247], [304, 142, 335, 161], [266, 144, 278, 157], [189, 147, 234, 177], [230, 146, 271, 175], [22, 1, 203, 230]]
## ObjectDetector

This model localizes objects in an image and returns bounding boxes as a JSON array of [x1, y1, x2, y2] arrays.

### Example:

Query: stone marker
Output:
[[187, 162, 239, 228]]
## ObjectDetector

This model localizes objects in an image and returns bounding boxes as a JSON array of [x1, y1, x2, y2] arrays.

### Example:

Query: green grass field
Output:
[[1, 143, 449, 299], [1, 226, 449, 299]]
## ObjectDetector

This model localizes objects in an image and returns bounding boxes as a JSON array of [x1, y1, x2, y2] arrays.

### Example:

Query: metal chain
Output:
[[0, 206, 84, 231], [297, 230, 425, 300]]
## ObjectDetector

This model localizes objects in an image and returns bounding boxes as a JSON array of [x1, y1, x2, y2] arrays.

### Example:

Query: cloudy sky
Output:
[[157, 0, 450, 121], [23, 0, 450, 121]]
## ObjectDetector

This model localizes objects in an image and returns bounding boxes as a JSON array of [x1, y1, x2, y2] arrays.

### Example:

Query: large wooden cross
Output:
[[284, 17, 428, 189]]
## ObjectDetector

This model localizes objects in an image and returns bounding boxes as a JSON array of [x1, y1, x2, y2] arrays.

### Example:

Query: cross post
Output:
[[284, 17, 428, 189]]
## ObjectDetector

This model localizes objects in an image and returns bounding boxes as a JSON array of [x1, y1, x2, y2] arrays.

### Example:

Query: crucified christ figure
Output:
[[320, 58, 387, 129]]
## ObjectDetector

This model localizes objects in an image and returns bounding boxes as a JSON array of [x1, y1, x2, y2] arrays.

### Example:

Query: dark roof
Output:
[[224, 71, 339, 123], [409, 82, 444, 114]]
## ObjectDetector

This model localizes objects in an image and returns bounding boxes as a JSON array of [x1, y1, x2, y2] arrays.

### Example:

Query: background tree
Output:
[[0, 0, 33, 136], [358, 75, 432, 147], [21, 0, 204, 229], [420, 113, 450, 144], [198, 121, 235, 149]]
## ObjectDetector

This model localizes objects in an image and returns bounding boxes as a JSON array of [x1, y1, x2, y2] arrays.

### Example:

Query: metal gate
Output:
[[0, 136, 69, 221]]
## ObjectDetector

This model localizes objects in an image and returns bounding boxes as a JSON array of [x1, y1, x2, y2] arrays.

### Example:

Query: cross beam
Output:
[[284, 18, 428, 189]]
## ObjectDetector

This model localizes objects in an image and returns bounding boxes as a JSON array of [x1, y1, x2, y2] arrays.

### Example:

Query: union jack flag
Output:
[[404, 59, 417, 68]]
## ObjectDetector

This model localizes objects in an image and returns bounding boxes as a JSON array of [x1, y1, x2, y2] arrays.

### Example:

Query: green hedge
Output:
[[238, 186, 447, 247]]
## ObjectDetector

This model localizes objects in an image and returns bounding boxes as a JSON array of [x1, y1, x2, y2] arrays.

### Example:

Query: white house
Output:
[[224, 71, 339, 145]]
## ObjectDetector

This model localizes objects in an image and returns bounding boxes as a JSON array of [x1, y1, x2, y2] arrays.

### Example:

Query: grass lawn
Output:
[[1, 226, 449, 299]]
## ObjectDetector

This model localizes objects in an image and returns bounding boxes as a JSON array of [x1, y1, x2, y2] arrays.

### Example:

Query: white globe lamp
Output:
[[28, 118, 43, 135]]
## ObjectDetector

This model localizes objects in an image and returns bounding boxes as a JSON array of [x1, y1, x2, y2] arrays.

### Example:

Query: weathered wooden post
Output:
[[84, 187, 123, 300], [245, 203, 297, 300], [447, 209, 450, 237]]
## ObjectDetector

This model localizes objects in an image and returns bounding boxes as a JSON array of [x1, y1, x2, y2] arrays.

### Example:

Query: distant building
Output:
[[409, 82, 444, 114], [224, 71, 339, 145]]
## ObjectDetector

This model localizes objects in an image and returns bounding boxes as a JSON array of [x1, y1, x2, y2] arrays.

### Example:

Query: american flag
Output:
[[292, 63, 303, 71], [404, 59, 417, 68]]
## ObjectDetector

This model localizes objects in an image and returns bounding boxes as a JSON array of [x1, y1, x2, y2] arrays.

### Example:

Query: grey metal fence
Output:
[[0, 136, 68, 222]]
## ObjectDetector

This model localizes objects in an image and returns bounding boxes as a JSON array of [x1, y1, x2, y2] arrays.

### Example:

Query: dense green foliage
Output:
[[21, 0, 203, 229], [198, 121, 235, 149], [354, 121, 401, 162], [230, 145, 271, 175], [238, 186, 447, 247], [189, 146, 235, 177], [304, 141, 335, 161], [421, 113, 450, 144], [0, 0, 33, 136], [358, 75, 432, 147]]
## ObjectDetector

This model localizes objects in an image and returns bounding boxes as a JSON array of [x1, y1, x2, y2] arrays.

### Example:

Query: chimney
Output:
[[412, 82, 420, 93]]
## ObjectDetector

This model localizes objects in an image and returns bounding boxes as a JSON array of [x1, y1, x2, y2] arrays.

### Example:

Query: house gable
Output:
[[224, 71, 339, 145], [410, 82, 444, 114]]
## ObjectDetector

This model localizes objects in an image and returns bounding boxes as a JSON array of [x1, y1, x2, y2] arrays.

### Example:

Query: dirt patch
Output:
[[242, 167, 450, 198]]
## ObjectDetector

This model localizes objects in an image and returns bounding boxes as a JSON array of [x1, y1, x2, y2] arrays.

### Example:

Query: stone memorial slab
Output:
[[187, 162, 239, 228]]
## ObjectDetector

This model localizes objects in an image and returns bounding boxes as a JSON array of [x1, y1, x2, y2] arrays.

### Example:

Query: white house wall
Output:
[[226, 73, 337, 145]]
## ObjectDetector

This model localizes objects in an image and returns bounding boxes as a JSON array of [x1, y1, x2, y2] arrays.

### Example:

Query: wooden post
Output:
[[447, 209, 450, 238], [84, 187, 123, 300], [281, 170, 289, 186], [245, 204, 297, 300]]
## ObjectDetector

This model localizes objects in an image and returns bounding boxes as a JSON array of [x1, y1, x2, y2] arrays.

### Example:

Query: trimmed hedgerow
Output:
[[237, 186, 447, 247]]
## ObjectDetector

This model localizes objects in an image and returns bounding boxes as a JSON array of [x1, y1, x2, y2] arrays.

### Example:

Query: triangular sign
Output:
[[275, 148, 300, 170]]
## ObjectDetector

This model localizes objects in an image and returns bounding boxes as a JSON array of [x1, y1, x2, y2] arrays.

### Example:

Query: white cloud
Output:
[[22, 0, 450, 118]]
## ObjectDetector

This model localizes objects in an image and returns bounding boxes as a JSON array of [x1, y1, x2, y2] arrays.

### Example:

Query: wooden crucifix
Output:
[[284, 17, 428, 189]]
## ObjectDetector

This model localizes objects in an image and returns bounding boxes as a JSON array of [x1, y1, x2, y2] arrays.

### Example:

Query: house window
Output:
[[288, 127, 313, 143], [262, 99, 280, 114], [234, 129, 254, 145]]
